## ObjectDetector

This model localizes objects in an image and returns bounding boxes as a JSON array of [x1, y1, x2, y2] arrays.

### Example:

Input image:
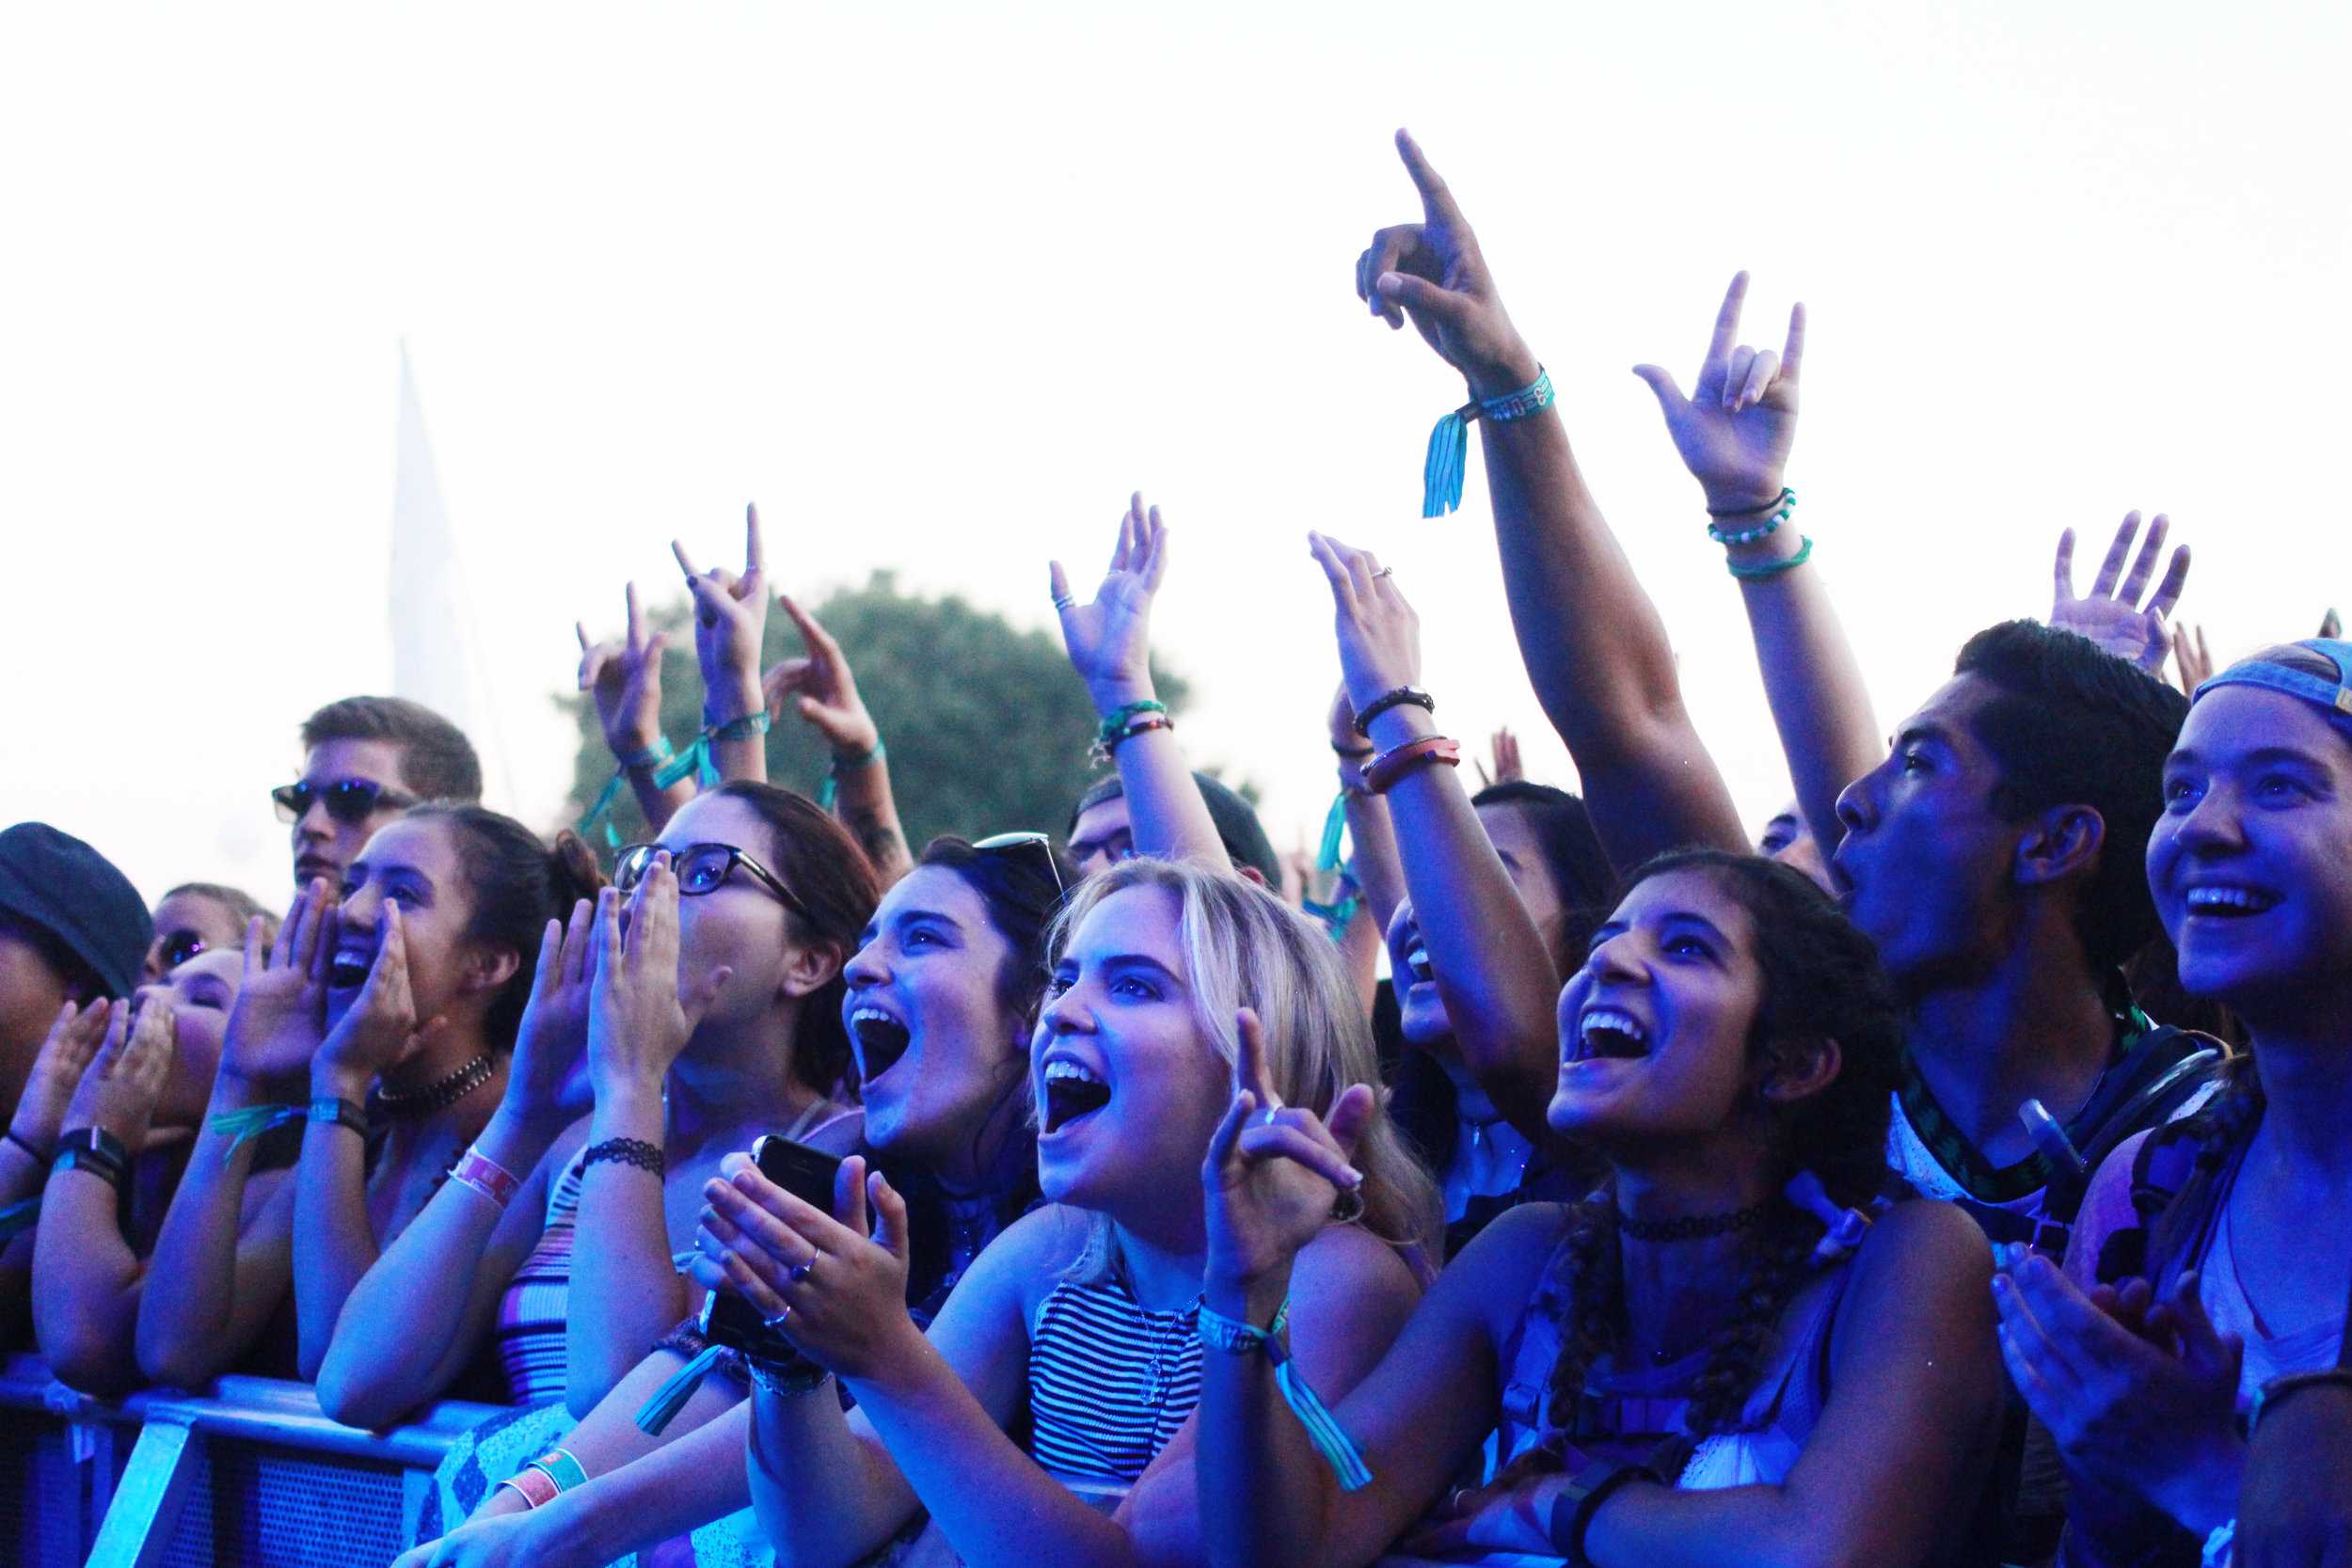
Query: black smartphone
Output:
[[697, 1134, 845, 1365]]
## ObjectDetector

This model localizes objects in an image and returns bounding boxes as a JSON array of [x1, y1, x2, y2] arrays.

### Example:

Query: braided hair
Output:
[[1535, 850, 1905, 1458]]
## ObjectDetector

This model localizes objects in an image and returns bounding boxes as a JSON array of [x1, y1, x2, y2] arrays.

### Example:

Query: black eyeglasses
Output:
[[615, 842, 809, 920], [273, 778, 417, 826], [156, 928, 210, 973], [973, 832, 1068, 899]]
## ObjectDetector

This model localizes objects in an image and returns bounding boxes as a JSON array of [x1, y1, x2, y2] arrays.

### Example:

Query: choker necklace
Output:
[[1616, 1198, 1776, 1243], [371, 1053, 495, 1121]]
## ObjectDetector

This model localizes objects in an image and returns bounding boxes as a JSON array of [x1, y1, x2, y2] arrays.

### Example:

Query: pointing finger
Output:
[[1780, 301, 1807, 388], [626, 581, 645, 656], [1234, 1007, 1282, 1112], [744, 503, 765, 578], [1393, 128, 1465, 231], [671, 539, 703, 580]]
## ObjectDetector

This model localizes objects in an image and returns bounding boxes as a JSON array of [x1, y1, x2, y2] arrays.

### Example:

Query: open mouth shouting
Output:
[[1040, 1053, 1112, 1134], [327, 938, 376, 993], [1569, 1005, 1652, 1065], [849, 1003, 914, 1086], [1402, 940, 1435, 987]]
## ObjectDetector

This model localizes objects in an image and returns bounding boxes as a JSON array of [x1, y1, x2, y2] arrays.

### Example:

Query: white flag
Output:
[[389, 343, 514, 806]]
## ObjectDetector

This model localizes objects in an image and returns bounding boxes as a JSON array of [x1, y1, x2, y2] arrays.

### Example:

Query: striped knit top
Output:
[[1025, 1273, 1203, 1484]]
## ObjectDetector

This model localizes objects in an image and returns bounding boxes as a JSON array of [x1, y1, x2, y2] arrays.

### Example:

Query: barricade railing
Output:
[[0, 1353, 501, 1568]]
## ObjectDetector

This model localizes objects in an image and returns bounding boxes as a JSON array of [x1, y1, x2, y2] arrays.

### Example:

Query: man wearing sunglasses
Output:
[[277, 696, 482, 891]]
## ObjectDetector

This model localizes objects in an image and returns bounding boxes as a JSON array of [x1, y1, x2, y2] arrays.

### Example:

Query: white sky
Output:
[[2, 1, 2345, 904]]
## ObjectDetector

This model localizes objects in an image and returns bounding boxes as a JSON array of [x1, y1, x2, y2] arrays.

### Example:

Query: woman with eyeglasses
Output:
[[135, 805, 601, 1391], [311, 783, 878, 1441], [393, 830, 1067, 1568]]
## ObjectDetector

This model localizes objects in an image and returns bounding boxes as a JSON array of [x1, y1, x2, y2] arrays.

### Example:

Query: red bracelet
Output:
[[1365, 736, 1461, 794], [450, 1147, 522, 1209], [1103, 714, 1173, 754]]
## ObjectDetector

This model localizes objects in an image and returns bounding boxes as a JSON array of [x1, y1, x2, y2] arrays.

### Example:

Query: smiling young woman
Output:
[[1999, 641, 2352, 1565], [1197, 849, 2004, 1568]]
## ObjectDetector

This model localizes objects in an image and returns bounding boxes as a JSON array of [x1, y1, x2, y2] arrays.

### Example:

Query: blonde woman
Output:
[[692, 857, 1440, 1568]]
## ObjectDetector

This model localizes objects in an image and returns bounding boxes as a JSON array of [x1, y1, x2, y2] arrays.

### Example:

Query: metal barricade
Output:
[[0, 1354, 501, 1568]]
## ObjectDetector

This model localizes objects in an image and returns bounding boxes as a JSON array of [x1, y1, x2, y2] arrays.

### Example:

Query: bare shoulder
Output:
[[959, 1203, 1093, 1315], [1424, 1201, 1576, 1339], [1294, 1221, 1422, 1307], [1851, 1196, 1991, 1284]]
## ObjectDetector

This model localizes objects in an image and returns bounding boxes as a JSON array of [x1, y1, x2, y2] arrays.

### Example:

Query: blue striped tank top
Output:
[[1025, 1273, 1203, 1483]]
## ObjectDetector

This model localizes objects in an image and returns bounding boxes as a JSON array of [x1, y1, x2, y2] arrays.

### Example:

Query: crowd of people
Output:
[[5, 132, 2346, 1568]]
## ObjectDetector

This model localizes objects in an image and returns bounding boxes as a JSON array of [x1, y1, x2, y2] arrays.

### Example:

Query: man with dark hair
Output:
[[278, 695, 482, 890], [1834, 620, 2218, 1252], [1066, 771, 1283, 887]]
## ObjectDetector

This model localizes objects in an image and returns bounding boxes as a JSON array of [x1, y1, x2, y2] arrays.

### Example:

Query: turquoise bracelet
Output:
[[1726, 535, 1814, 580], [1423, 367, 1555, 517], [1706, 486, 1797, 546]]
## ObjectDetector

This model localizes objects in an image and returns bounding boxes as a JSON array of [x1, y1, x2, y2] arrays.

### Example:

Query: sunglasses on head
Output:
[[972, 832, 1069, 899], [615, 842, 810, 921], [273, 778, 417, 826]]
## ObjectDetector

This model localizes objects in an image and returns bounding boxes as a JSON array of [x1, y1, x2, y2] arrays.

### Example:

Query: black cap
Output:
[[0, 823, 152, 1000]]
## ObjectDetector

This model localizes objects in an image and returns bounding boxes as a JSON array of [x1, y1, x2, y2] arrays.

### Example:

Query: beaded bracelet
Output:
[[581, 1136, 665, 1178], [1725, 536, 1813, 581], [1351, 686, 1435, 737], [1094, 700, 1168, 748], [1094, 713, 1173, 765], [1705, 486, 1797, 546], [1423, 367, 1555, 517]]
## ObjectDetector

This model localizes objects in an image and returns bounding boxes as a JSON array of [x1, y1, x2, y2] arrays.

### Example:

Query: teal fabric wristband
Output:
[[1197, 1296, 1374, 1490]]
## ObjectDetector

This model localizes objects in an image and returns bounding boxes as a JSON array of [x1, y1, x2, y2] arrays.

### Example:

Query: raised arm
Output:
[[313, 901, 596, 1427], [579, 582, 696, 834], [1358, 130, 1745, 869], [566, 869, 731, 1417], [1309, 533, 1563, 1140], [1326, 683, 1406, 935], [1053, 493, 1231, 868], [767, 592, 914, 883], [676, 504, 777, 784], [1198, 1042, 1543, 1568], [138, 893, 326, 1388], [3, 1000, 107, 1208], [1632, 273, 1877, 858], [33, 998, 172, 1396]]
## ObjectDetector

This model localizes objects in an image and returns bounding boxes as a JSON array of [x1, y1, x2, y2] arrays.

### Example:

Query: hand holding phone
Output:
[[698, 1134, 844, 1365]]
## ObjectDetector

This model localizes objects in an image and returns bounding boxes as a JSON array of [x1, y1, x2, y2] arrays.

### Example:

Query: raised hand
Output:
[[220, 881, 335, 1086], [1632, 272, 1805, 515], [501, 899, 596, 1128], [1355, 130, 1539, 400], [8, 999, 114, 1154], [1993, 1255, 2242, 1532], [1307, 533, 1422, 716], [63, 996, 177, 1148], [1201, 1008, 1372, 1297], [315, 903, 442, 1098], [2170, 622, 2215, 695], [576, 583, 672, 759], [691, 1151, 920, 1382], [2050, 513, 2191, 673], [1478, 726, 1524, 790], [674, 505, 771, 721], [1051, 492, 1169, 708], [764, 594, 882, 757], [585, 868, 732, 1101]]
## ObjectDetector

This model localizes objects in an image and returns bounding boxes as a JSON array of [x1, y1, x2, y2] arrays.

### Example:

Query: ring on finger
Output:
[[1372, 566, 1394, 579], [787, 1258, 818, 1285], [762, 1304, 792, 1331]]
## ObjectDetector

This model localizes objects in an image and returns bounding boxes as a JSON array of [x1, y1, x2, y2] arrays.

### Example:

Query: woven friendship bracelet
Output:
[[1198, 1296, 1373, 1489], [1422, 367, 1556, 517]]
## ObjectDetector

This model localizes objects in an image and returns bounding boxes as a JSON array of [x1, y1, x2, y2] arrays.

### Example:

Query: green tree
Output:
[[562, 572, 1189, 858]]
